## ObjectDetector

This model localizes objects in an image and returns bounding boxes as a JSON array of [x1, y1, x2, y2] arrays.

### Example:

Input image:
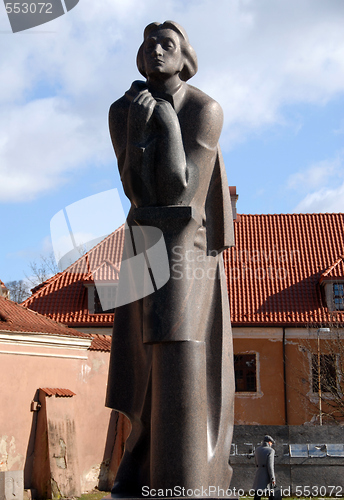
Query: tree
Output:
[[5, 280, 30, 303], [5, 253, 60, 303], [25, 252, 60, 288], [294, 325, 344, 424]]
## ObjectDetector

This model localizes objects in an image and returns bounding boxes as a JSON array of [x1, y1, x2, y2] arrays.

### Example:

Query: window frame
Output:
[[234, 352, 258, 394], [85, 283, 118, 314], [333, 283, 344, 311]]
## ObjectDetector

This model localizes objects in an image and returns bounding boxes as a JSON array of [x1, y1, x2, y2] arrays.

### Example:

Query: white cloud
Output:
[[1, 0, 344, 200], [0, 97, 111, 201], [289, 151, 344, 212], [294, 183, 344, 213], [288, 155, 344, 191], [192, 0, 344, 147]]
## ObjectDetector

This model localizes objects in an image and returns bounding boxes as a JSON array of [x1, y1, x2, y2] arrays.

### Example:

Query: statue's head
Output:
[[137, 21, 198, 82]]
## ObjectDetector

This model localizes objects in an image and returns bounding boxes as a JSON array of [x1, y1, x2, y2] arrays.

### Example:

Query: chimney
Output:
[[229, 186, 239, 220]]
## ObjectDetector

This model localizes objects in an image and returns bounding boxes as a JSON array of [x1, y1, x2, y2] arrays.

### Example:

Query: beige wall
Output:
[[0, 332, 115, 492], [232, 327, 339, 426], [285, 328, 344, 425], [233, 328, 286, 425]]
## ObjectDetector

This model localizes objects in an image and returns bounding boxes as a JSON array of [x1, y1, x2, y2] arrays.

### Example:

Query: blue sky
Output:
[[1, 0, 344, 284]]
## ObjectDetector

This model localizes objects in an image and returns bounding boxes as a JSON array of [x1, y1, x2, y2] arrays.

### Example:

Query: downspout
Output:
[[283, 326, 288, 425]]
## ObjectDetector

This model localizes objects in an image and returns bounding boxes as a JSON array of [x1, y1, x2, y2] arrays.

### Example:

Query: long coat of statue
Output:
[[106, 20, 235, 495]]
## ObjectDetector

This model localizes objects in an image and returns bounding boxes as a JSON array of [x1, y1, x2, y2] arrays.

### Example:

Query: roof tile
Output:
[[40, 388, 76, 397], [320, 255, 344, 281], [22, 214, 344, 327], [89, 334, 112, 351], [0, 295, 91, 338]]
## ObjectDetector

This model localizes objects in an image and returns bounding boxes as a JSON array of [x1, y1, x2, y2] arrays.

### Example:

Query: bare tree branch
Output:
[[25, 251, 59, 288], [5, 280, 30, 303]]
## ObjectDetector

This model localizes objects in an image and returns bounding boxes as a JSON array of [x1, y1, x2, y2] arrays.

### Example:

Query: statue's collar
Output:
[[125, 80, 187, 113]]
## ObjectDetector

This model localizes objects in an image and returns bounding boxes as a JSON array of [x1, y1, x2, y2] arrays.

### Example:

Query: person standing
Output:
[[252, 435, 276, 500]]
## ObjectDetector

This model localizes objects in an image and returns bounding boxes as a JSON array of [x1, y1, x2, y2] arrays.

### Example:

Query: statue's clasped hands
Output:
[[129, 89, 178, 147]]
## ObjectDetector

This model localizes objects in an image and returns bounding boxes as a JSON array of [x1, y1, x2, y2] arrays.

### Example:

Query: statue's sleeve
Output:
[[205, 145, 235, 253], [109, 95, 147, 206]]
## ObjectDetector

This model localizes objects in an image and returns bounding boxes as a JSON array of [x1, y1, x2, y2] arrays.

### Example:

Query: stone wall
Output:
[[230, 425, 344, 495]]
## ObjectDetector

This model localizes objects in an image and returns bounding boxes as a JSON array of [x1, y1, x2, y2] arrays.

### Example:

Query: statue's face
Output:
[[143, 28, 184, 80]]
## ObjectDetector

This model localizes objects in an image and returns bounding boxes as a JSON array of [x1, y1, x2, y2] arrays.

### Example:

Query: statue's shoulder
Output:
[[182, 83, 223, 137], [108, 95, 129, 157], [109, 94, 130, 122], [184, 83, 223, 123], [185, 84, 222, 111]]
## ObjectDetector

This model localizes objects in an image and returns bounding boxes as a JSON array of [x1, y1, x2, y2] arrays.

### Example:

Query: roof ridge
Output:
[[102, 258, 121, 273], [23, 225, 125, 303], [62, 224, 125, 274], [321, 254, 344, 278], [30, 272, 63, 294]]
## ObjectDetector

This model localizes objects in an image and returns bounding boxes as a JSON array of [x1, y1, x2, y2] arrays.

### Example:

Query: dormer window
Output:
[[333, 283, 344, 310], [321, 280, 344, 312], [86, 284, 117, 314], [319, 256, 344, 312], [94, 285, 117, 313]]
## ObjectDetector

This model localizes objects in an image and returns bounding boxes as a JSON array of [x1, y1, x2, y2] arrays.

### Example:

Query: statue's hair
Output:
[[136, 21, 198, 82]]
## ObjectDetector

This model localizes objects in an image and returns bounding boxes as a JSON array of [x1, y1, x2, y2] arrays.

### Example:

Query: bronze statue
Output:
[[106, 21, 235, 496]]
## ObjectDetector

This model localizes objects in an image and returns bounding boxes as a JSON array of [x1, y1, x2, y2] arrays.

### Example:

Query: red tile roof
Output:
[[23, 214, 344, 328], [84, 259, 120, 283], [89, 334, 112, 351], [225, 213, 344, 326], [0, 295, 91, 337], [23, 226, 124, 326], [319, 255, 344, 282], [40, 388, 76, 397]]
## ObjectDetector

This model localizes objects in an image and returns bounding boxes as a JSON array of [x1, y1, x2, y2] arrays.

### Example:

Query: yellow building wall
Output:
[[233, 329, 286, 425], [232, 327, 343, 426]]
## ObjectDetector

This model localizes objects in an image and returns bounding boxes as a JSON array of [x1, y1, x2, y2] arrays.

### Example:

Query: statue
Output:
[[106, 21, 235, 496]]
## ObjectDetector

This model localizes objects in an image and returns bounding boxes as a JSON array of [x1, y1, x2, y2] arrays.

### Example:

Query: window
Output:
[[94, 285, 117, 313], [311, 354, 337, 393], [234, 354, 257, 392], [333, 284, 344, 310]]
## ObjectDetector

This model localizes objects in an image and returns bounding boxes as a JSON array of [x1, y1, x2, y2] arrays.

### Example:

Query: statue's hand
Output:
[[128, 89, 156, 145], [153, 99, 179, 131]]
